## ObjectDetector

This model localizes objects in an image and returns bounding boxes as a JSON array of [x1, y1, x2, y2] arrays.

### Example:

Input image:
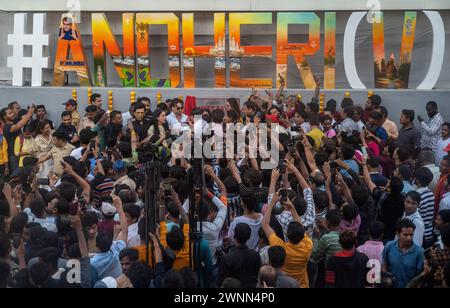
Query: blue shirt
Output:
[[340, 159, 359, 178], [402, 181, 414, 194], [382, 240, 424, 288], [375, 126, 388, 143], [90, 240, 126, 280]]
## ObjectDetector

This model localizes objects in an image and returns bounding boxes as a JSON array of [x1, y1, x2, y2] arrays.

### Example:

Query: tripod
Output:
[[188, 157, 206, 287], [143, 158, 161, 270]]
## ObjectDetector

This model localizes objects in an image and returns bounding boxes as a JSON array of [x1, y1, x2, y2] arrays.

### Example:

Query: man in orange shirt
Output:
[[159, 190, 190, 271], [262, 192, 313, 288]]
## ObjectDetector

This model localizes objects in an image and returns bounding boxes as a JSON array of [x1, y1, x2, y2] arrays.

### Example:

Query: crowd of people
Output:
[[0, 78, 450, 288]]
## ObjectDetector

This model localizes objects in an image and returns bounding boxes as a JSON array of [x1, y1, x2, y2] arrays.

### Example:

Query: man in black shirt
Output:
[[57, 111, 80, 147], [137, 97, 153, 122], [105, 110, 123, 143], [362, 159, 405, 242], [219, 223, 261, 288], [130, 102, 151, 145], [398, 109, 421, 158], [0, 105, 35, 172]]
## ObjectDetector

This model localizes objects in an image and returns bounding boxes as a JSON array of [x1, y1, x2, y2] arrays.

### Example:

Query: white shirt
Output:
[[435, 137, 450, 167], [228, 214, 263, 251], [403, 210, 425, 247], [122, 112, 132, 128], [127, 222, 140, 247], [424, 163, 441, 193], [182, 196, 227, 265], [194, 119, 208, 137], [71, 146, 85, 160], [356, 120, 365, 132], [23, 208, 57, 233], [212, 123, 224, 139], [439, 192, 450, 212], [166, 113, 189, 135]]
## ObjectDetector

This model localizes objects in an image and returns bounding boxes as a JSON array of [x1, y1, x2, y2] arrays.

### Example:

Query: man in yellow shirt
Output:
[[262, 192, 313, 288], [306, 114, 325, 150]]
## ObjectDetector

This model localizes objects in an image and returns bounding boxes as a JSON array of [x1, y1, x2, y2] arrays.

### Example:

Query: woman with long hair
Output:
[[148, 109, 171, 160], [35, 120, 54, 178], [225, 98, 242, 123]]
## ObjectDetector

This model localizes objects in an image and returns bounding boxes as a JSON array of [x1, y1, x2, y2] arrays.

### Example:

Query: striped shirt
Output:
[[312, 231, 341, 264], [93, 177, 115, 208], [420, 113, 443, 151], [417, 187, 435, 242]]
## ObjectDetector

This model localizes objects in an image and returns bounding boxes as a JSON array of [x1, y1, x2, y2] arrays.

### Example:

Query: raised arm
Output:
[[361, 157, 377, 193], [2, 183, 19, 218], [265, 89, 274, 111], [312, 74, 321, 102], [79, 146, 92, 163], [171, 189, 188, 224], [10, 106, 35, 133], [287, 160, 316, 229], [269, 168, 280, 195], [113, 195, 128, 243], [149, 233, 163, 264], [302, 135, 319, 173], [61, 160, 91, 204], [283, 197, 301, 224], [228, 159, 242, 184], [335, 172, 354, 203], [275, 74, 285, 101], [286, 160, 309, 190], [322, 162, 337, 210], [334, 159, 361, 185], [205, 164, 227, 199], [262, 192, 279, 238]]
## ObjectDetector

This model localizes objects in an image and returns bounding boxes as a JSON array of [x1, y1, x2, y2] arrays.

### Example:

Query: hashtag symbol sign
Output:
[[7, 13, 49, 87]]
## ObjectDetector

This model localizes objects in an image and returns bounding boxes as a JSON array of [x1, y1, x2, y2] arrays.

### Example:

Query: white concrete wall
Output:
[[1, 87, 449, 128], [1, 0, 450, 11]]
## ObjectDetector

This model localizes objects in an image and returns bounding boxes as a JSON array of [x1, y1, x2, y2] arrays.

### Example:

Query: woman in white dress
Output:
[[35, 120, 54, 178]]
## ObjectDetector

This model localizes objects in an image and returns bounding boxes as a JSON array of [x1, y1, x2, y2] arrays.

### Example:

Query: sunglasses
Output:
[[176, 106, 183, 110]]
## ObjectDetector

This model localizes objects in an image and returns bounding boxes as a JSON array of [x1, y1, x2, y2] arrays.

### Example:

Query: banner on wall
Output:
[[5, 10, 446, 89]]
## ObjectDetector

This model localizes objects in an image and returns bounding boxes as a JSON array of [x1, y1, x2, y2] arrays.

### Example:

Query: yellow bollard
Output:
[[87, 88, 92, 104], [319, 94, 325, 113], [72, 89, 77, 102], [108, 90, 113, 112], [130, 91, 136, 104], [179, 95, 184, 102], [157, 92, 162, 104], [297, 94, 302, 102], [345, 91, 351, 98], [368, 90, 374, 98]]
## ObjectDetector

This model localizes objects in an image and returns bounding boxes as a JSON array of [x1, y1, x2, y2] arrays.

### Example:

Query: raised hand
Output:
[[271, 168, 280, 182]]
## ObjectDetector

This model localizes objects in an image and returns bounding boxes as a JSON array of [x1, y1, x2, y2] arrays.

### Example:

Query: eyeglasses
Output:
[[176, 106, 183, 110]]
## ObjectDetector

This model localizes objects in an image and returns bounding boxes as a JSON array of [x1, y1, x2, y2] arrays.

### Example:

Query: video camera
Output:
[[137, 142, 159, 161]]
